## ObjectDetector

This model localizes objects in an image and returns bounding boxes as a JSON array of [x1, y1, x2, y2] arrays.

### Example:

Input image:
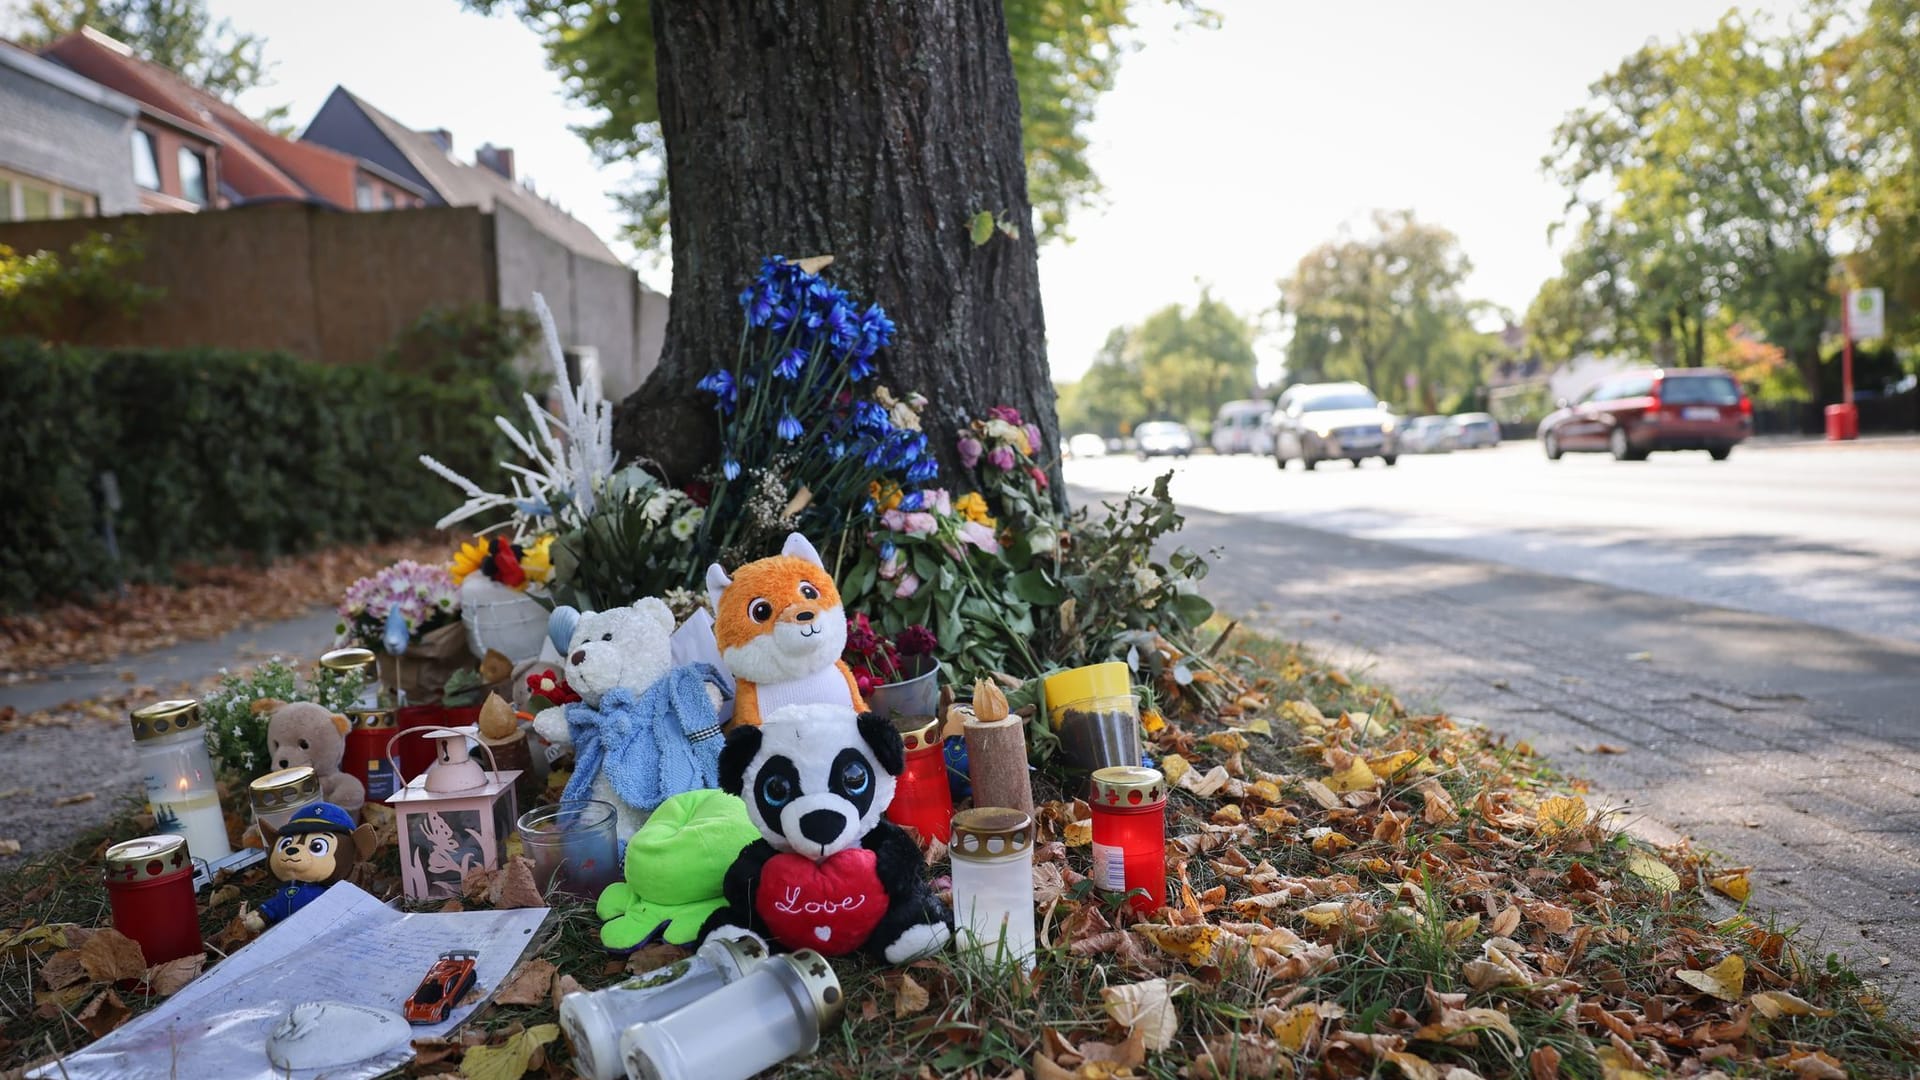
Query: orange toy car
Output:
[[404, 950, 479, 1024]]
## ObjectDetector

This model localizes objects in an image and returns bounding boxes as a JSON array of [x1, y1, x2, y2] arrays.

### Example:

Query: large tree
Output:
[[580, 1, 1058, 495], [15, 0, 270, 99], [1059, 290, 1258, 436]]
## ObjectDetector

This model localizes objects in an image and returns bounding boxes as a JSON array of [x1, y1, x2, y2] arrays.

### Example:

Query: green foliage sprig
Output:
[[201, 658, 365, 778], [0, 233, 161, 342]]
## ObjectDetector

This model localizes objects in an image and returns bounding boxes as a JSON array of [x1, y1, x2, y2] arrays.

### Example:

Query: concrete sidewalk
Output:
[[0, 607, 343, 857]]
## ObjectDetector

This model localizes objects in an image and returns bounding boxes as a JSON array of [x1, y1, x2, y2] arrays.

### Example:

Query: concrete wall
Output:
[[491, 201, 657, 401], [0, 52, 142, 216], [0, 203, 492, 362]]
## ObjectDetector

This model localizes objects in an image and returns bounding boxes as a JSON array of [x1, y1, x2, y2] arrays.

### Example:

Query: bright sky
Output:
[[24, 0, 1802, 384]]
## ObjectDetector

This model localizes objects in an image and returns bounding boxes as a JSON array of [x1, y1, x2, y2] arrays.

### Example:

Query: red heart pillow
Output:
[[756, 848, 889, 956]]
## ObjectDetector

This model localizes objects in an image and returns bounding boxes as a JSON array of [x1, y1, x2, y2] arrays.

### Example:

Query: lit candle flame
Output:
[[177, 776, 190, 794]]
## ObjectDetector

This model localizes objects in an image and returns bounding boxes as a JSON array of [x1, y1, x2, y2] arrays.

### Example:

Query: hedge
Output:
[[0, 338, 507, 609]]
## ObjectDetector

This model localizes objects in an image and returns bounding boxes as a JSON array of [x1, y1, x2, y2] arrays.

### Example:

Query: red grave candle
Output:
[[103, 834, 203, 966], [886, 716, 953, 845], [1088, 766, 1169, 913]]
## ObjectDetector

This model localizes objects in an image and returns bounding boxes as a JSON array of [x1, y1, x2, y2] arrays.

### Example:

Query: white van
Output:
[[1211, 400, 1273, 455]]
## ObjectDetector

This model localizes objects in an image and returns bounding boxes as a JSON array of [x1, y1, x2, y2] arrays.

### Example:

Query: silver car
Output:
[[1447, 412, 1501, 449], [1269, 382, 1400, 470]]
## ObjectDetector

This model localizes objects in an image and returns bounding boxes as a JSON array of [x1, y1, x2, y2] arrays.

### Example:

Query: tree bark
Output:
[[617, 0, 1060, 503]]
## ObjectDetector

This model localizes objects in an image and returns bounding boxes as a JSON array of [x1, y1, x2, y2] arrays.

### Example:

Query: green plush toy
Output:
[[596, 788, 761, 949]]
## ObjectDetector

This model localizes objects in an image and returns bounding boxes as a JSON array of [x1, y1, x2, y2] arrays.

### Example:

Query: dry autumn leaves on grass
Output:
[[2, 629, 1916, 1078]]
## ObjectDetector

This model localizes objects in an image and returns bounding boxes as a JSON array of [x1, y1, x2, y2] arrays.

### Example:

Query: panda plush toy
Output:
[[698, 703, 953, 964]]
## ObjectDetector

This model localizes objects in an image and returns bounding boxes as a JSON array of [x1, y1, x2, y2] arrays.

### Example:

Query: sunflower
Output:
[[449, 538, 489, 587], [520, 535, 554, 583]]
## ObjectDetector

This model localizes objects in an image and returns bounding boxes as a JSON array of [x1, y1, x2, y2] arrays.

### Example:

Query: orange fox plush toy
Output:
[[707, 533, 867, 727]]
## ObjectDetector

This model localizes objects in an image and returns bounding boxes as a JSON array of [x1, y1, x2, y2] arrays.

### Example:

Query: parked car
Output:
[[1066, 433, 1109, 459], [1210, 399, 1273, 455], [1135, 420, 1195, 458], [1538, 367, 1751, 462], [1269, 382, 1399, 470], [1399, 415, 1456, 454], [1447, 412, 1501, 449]]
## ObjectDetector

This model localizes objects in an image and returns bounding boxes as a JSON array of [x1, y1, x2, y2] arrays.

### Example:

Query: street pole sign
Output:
[[1847, 288, 1885, 341]]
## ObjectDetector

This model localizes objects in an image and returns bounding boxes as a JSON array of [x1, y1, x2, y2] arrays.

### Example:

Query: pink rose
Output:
[[1024, 423, 1043, 455], [958, 521, 1001, 554], [894, 572, 922, 599], [989, 405, 1022, 425], [927, 489, 952, 516], [878, 551, 903, 580], [988, 446, 1016, 471], [1028, 465, 1050, 491], [957, 436, 983, 468]]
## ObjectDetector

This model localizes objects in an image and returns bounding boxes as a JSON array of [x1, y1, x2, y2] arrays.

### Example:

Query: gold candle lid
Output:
[[319, 647, 377, 674], [131, 699, 202, 741], [249, 766, 320, 810], [103, 834, 191, 882], [950, 806, 1034, 858], [892, 714, 942, 753], [778, 949, 846, 1031], [352, 707, 397, 731], [1090, 766, 1167, 808]]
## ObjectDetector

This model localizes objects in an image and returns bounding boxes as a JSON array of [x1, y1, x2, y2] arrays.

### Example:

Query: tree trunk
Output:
[[616, 0, 1060, 504]]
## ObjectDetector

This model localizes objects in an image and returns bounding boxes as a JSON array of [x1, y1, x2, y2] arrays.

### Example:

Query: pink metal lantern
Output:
[[386, 726, 522, 901]]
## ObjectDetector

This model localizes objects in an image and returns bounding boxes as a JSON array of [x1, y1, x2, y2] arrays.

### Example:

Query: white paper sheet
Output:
[[32, 883, 551, 1080]]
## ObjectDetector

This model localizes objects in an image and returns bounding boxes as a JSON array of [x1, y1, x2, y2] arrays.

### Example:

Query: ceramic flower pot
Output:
[[460, 577, 550, 663]]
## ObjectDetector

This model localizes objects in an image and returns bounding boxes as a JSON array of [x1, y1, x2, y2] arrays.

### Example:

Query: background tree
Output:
[[570, 1, 1060, 496], [1830, 0, 1920, 347], [470, 0, 1207, 247], [1057, 291, 1257, 437], [14, 0, 271, 99], [1277, 210, 1481, 411]]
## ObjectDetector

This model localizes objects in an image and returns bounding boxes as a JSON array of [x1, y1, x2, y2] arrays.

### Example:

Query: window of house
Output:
[[132, 129, 161, 190], [20, 183, 51, 219], [177, 147, 208, 205], [380, 189, 395, 209], [355, 179, 374, 210], [0, 178, 12, 222]]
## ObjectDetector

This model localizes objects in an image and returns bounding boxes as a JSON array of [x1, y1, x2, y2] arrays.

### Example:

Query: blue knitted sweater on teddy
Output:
[[563, 663, 729, 811]]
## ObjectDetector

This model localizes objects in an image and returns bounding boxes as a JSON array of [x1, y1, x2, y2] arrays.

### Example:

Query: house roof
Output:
[[39, 29, 428, 209], [322, 86, 623, 265], [0, 34, 136, 116]]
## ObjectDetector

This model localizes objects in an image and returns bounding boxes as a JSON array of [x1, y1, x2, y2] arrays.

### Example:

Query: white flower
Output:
[[670, 510, 701, 541], [1132, 567, 1162, 596], [642, 490, 673, 524]]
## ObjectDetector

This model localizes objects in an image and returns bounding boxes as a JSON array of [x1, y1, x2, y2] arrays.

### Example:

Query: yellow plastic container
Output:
[[1042, 662, 1140, 771]]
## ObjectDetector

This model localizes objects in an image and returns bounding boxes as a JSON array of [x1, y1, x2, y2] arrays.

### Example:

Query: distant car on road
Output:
[[1538, 367, 1751, 462], [1066, 433, 1109, 459], [1210, 400, 1273, 455], [1269, 382, 1399, 470], [1447, 412, 1501, 449], [1399, 415, 1456, 454], [1135, 420, 1195, 459]]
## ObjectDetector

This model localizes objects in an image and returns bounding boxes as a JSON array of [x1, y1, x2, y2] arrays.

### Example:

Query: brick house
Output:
[[0, 38, 140, 220]]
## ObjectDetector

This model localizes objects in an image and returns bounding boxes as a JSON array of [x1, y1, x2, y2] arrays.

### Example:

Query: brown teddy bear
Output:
[[265, 701, 366, 819]]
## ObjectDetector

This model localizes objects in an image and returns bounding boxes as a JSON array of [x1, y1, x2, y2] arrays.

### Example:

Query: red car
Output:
[[404, 950, 479, 1024], [1539, 367, 1751, 462]]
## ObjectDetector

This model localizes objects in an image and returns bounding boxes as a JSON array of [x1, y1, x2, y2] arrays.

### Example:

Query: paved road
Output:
[[1069, 439, 1920, 998], [1070, 439, 1920, 644]]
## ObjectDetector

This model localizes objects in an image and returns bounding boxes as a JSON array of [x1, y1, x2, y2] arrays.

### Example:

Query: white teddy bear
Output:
[[532, 599, 677, 844]]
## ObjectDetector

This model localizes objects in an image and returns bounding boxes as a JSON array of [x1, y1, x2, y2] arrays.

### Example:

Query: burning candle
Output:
[[949, 807, 1037, 970], [885, 715, 953, 844], [131, 700, 232, 864], [102, 834, 202, 966], [559, 935, 769, 1080], [1088, 766, 1169, 913], [619, 949, 843, 1080]]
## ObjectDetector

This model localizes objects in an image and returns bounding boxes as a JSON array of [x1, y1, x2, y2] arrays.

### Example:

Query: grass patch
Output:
[[4, 623, 1917, 1077]]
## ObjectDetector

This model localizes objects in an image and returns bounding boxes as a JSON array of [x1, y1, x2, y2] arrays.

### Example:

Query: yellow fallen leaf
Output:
[[1227, 717, 1272, 736], [1063, 819, 1092, 847], [1325, 757, 1377, 794], [1202, 731, 1249, 754], [1749, 990, 1834, 1019], [1282, 700, 1326, 726], [1245, 779, 1281, 804], [1764, 1048, 1846, 1079], [1365, 749, 1426, 779], [1596, 1046, 1654, 1080], [894, 971, 930, 1018], [1709, 869, 1751, 902], [1134, 924, 1220, 964], [1675, 954, 1746, 1002], [1263, 1003, 1319, 1051], [1535, 795, 1589, 835], [1443, 914, 1481, 945], [1158, 753, 1192, 785], [1178, 766, 1230, 798], [1310, 831, 1353, 856], [1141, 709, 1165, 733], [1625, 851, 1680, 893], [460, 1023, 559, 1080], [1301, 779, 1342, 810], [1299, 902, 1345, 928], [1101, 978, 1181, 1051]]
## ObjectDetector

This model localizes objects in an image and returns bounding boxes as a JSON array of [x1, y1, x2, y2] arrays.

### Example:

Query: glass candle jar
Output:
[[559, 935, 769, 1080], [131, 699, 232, 864], [885, 716, 953, 844], [949, 807, 1037, 971], [516, 799, 619, 899], [1042, 662, 1141, 772], [103, 834, 202, 966], [249, 766, 320, 843], [319, 647, 381, 709], [620, 949, 843, 1080], [1089, 766, 1169, 913], [343, 706, 400, 802]]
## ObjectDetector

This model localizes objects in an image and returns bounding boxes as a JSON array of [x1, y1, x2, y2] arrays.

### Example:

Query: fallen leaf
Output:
[[1301, 779, 1342, 810], [1412, 779, 1458, 824], [1101, 978, 1180, 1051], [2, 838, 26, 856], [1590, 743, 1628, 754], [1489, 907, 1521, 938], [1764, 1048, 1846, 1079], [494, 958, 556, 1006], [1749, 990, 1834, 1019], [1178, 765, 1230, 798], [144, 953, 205, 996], [1529, 1045, 1562, 1080], [1708, 869, 1751, 902], [1325, 756, 1377, 793], [1366, 749, 1427, 778], [1158, 753, 1192, 786], [51, 791, 96, 807], [491, 856, 544, 909], [79, 928, 147, 983], [1300, 902, 1346, 928], [460, 1022, 559, 1080], [1596, 1045, 1654, 1080], [1625, 851, 1681, 893], [626, 944, 689, 975], [1263, 1003, 1322, 1052], [1134, 924, 1221, 964], [1675, 955, 1746, 1002], [894, 972, 929, 1018], [76, 988, 131, 1038], [1535, 795, 1589, 835], [1062, 819, 1092, 847]]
